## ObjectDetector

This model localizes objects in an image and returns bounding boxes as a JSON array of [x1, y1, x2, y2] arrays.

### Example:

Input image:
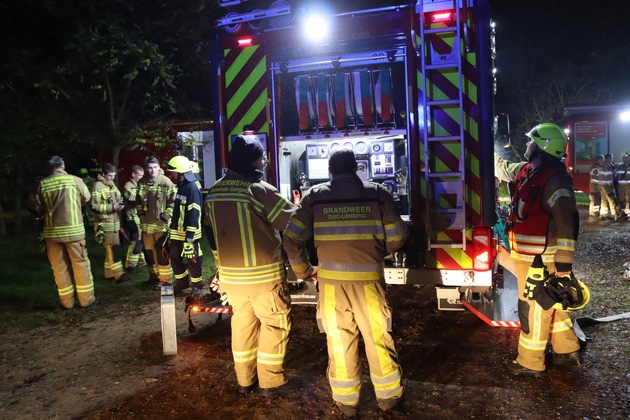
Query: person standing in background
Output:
[[136, 156, 176, 286], [588, 155, 603, 217], [28, 156, 97, 309], [123, 165, 147, 271], [91, 163, 132, 283]]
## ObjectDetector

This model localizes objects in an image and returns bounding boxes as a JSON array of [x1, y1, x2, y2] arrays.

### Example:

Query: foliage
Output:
[[0, 0, 219, 235]]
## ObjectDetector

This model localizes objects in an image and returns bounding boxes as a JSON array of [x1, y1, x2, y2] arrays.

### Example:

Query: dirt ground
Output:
[[1, 209, 629, 420]]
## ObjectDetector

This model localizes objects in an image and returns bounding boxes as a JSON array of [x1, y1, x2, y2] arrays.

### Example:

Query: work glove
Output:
[[523, 255, 546, 300], [181, 241, 196, 264], [159, 212, 170, 224], [95, 224, 105, 245], [210, 275, 230, 306]]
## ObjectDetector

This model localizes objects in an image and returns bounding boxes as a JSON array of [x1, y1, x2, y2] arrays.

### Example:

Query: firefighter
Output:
[[588, 155, 603, 217], [203, 135, 296, 397], [136, 156, 176, 286], [615, 152, 630, 218], [122, 165, 147, 271], [598, 153, 620, 221], [166, 156, 203, 294], [494, 123, 582, 374], [284, 149, 408, 416], [27, 156, 97, 309], [90, 164, 132, 283]]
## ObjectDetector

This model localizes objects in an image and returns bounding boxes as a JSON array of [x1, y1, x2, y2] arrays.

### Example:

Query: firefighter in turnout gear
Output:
[[123, 165, 147, 270], [204, 135, 296, 397], [615, 152, 630, 218], [27, 156, 96, 309], [166, 156, 203, 294], [494, 123, 583, 374], [91, 163, 132, 283], [136, 156, 177, 285], [284, 149, 408, 416], [588, 155, 603, 217], [598, 153, 620, 220]]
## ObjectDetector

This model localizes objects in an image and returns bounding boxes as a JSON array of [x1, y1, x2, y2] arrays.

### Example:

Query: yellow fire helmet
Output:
[[167, 155, 192, 173], [190, 161, 200, 174], [525, 123, 568, 159], [542, 274, 591, 312]]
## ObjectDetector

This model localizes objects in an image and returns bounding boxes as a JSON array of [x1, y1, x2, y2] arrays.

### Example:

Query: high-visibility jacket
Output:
[[169, 177, 202, 242], [203, 169, 296, 286], [494, 153, 578, 268], [28, 169, 91, 242], [616, 162, 630, 187], [284, 173, 408, 283], [136, 174, 176, 234], [123, 178, 141, 225], [589, 164, 600, 194], [90, 174, 122, 233], [598, 160, 615, 192]]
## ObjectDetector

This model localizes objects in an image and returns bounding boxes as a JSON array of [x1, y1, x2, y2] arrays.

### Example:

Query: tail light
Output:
[[473, 228, 495, 271]]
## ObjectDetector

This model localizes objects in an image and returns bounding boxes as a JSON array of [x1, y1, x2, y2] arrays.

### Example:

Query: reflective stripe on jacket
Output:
[[137, 174, 176, 234], [284, 173, 408, 283], [91, 174, 122, 233], [29, 169, 90, 242], [169, 178, 202, 241], [494, 153, 578, 266], [204, 169, 296, 285]]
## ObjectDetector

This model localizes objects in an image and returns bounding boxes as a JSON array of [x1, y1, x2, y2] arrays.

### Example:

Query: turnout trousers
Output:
[[599, 185, 619, 218], [221, 281, 291, 390], [102, 232, 124, 280], [514, 260, 581, 371], [142, 231, 173, 283], [317, 281, 403, 407], [46, 239, 95, 308]]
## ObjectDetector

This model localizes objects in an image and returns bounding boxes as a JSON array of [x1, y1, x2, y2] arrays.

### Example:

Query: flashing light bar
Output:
[[237, 37, 253, 47]]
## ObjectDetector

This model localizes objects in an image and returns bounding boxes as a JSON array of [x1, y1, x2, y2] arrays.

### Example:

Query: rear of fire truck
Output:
[[210, 0, 503, 315]]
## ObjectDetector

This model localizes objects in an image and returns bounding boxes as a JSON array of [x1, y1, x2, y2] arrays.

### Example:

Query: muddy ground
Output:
[[1, 209, 629, 419]]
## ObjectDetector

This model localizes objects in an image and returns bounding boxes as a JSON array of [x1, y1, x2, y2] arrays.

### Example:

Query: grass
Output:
[[0, 226, 216, 331]]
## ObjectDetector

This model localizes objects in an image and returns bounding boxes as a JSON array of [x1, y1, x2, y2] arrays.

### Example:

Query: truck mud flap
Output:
[[460, 268, 520, 328]]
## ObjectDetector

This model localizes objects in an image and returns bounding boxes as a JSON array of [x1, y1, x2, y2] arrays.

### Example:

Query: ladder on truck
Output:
[[419, 0, 468, 250]]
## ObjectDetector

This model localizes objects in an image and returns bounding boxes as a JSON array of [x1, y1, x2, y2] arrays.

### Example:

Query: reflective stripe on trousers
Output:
[[514, 260, 580, 371], [318, 281, 403, 405], [223, 281, 291, 389]]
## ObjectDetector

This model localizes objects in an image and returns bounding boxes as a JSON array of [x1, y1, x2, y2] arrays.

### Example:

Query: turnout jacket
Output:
[[169, 177, 202, 242], [203, 169, 296, 286], [284, 173, 408, 283], [598, 160, 615, 192], [123, 178, 141, 225], [90, 174, 122, 233], [136, 173, 176, 234], [494, 153, 578, 269], [28, 169, 91, 242]]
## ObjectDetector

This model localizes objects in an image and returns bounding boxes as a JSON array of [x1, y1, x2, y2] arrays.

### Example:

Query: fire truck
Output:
[[561, 104, 630, 193], [206, 0, 511, 322]]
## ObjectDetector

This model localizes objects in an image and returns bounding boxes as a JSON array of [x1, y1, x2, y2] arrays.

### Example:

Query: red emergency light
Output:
[[472, 228, 495, 271], [237, 37, 253, 47], [429, 11, 454, 23]]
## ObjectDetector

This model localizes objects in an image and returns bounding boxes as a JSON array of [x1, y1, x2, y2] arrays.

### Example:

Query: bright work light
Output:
[[303, 13, 328, 41], [620, 111, 630, 122]]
